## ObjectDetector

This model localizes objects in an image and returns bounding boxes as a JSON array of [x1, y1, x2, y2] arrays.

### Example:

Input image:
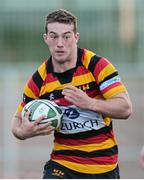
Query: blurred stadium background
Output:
[[0, 0, 144, 178]]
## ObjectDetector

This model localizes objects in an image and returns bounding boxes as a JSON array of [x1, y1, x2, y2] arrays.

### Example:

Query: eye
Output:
[[49, 34, 58, 40], [63, 34, 71, 40]]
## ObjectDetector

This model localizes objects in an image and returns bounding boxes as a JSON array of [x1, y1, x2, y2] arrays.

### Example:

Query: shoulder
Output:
[[81, 48, 113, 71], [37, 59, 49, 74], [32, 58, 52, 80]]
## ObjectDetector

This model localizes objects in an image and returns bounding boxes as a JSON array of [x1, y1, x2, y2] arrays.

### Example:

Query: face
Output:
[[43, 22, 80, 65]]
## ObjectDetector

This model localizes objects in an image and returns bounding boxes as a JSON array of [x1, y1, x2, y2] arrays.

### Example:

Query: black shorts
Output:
[[42, 160, 120, 179]]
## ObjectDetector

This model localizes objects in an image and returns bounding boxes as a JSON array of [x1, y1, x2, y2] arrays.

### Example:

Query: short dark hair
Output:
[[45, 9, 77, 34]]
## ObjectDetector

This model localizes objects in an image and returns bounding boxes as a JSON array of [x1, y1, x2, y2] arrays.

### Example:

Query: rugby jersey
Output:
[[17, 48, 127, 174]]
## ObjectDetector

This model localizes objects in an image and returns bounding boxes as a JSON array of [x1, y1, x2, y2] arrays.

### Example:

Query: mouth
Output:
[[55, 51, 65, 55]]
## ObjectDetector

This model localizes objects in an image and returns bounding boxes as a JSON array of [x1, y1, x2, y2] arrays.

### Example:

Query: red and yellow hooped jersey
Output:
[[17, 48, 127, 174]]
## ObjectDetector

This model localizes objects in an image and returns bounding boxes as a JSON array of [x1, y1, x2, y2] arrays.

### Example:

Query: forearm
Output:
[[62, 86, 132, 119], [88, 94, 132, 119], [11, 116, 39, 140], [11, 114, 27, 140], [12, 127, 27, 140]]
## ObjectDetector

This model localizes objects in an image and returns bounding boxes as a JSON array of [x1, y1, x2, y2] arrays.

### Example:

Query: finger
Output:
[[41, 129, 54, 136], [63, 86, 84, 96], [23, 110, 31, 122], [37, 125, 55, 136], [37, 121, 52, 130], [62, 89, 77, 97], [64, 85, 77, 90], [63, 95, 76, 104], [33, 115, 46, 126], [63, 85, 77, 92]]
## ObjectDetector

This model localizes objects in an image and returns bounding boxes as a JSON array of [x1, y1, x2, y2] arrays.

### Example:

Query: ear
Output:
[[75, 32, 80, 43], [43, 33, 48, 43]]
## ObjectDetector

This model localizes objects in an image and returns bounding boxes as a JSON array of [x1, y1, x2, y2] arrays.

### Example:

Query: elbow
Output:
[[123, 103, 133, 120]]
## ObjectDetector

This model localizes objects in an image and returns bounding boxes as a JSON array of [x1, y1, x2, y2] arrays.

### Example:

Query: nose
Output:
[[57, 37, 63, 47]]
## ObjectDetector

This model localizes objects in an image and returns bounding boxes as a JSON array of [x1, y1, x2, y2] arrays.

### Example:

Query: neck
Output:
[[52, 48, 77, 73]]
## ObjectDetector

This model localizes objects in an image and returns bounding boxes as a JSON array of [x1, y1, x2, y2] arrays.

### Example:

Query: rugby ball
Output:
[[21, 99, 63, 128]]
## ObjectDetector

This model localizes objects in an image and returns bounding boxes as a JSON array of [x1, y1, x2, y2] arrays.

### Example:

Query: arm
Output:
[[11, 111, 54, 140], [11, 62, 55, 140], [62, 85, 132, 119], [89, 92, 132, 119]]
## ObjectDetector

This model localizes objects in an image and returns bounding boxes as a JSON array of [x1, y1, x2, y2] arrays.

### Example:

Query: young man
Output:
[[11, 9, 132, 179]]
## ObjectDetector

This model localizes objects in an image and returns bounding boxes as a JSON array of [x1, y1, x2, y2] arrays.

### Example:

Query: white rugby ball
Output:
[[21, 99, 63, 128]]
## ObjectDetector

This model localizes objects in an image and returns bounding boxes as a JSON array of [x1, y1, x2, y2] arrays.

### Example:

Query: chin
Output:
[[55, 56, 68, 64], [58, 59, 68, 64]]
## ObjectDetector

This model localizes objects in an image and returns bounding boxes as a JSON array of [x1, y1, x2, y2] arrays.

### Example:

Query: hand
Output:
[[62, 85, 93, 109], [12, 111, 54, 140]]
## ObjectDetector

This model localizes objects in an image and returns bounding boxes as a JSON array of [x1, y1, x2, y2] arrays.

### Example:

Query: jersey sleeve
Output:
[[16, 61, 47, 113], [91, 56, 127, 99]]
